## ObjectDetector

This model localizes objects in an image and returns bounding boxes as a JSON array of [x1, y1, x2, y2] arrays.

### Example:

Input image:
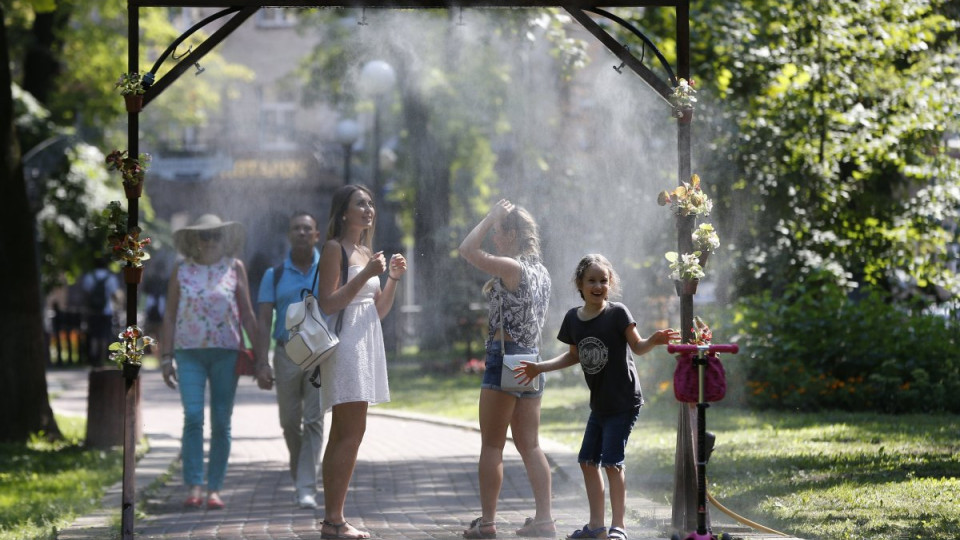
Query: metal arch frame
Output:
[[130, 3, 686, 106], [576, 7, 678, 97], [142, 7, 251, 107], [118, 2, 694, 539]]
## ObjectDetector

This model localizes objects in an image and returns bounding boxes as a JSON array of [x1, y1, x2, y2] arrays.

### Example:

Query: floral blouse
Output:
[[485, 256, 552, 349], [174, 257, 242, 351]]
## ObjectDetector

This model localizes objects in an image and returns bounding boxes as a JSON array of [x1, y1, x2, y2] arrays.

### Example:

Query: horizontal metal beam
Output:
[[132, 1, 681, 8]]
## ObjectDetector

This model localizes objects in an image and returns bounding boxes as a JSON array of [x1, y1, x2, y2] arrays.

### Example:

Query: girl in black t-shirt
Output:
[[515, 254, 678, 540]]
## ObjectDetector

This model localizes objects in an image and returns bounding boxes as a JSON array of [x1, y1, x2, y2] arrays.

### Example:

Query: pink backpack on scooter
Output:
[[673, 352, 727, 403]]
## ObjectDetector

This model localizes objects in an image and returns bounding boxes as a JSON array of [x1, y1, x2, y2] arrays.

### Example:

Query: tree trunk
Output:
[[22, 8, 71, 105], [0, 7, 61, 443], [403, 93, 455, 352]]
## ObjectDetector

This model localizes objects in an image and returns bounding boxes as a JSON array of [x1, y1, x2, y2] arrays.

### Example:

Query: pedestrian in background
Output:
[[158, 214, 259, 511], [458, 198, 555, 539], [81, 256, 121, 366], [254, 210, 325, 510]]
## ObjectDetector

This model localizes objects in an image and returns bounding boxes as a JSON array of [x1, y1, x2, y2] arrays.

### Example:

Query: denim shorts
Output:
[[578, 406, 642, 469], [481, 341, 545, 398]]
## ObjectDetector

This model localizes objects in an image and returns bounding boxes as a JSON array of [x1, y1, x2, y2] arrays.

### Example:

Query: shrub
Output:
[[731, 273, 959, 413]]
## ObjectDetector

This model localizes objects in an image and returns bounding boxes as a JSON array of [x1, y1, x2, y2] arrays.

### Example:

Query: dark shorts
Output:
[[578, 406, 642, 468], [481, 341, 545, 398]]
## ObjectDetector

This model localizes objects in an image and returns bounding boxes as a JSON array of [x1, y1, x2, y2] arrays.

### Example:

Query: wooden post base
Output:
[[85, 368, 142, 448]]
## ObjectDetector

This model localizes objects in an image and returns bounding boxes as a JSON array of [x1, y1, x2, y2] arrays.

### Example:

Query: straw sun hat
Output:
[[173, 214, 245, 259]]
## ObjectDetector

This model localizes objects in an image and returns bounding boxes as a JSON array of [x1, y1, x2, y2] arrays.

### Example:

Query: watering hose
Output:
[[706, 489, 789, 537]]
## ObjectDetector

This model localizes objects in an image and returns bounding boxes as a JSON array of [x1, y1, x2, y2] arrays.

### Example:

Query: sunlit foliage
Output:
[[631, 0, 959, 307]]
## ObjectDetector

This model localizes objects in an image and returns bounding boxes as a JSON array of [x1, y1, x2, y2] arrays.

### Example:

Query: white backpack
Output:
[[282, 244, 347, 387]]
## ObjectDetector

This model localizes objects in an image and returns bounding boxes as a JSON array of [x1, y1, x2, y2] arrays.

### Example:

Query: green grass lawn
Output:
[[382, 359, 960, 540], [0, 416, 122, 540]]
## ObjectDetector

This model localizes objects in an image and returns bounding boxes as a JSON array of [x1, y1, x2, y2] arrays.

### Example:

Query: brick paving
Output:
[[48, 369, 802, 540]]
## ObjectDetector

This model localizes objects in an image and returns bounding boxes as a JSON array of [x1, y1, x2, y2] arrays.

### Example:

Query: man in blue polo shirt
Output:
[[254, 210, 324, 510]]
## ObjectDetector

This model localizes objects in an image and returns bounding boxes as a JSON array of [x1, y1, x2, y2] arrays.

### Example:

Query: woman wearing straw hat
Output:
[[159, 214, 259, 510]]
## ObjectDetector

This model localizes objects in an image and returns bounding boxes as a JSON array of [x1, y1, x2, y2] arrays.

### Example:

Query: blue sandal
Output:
[[566, 525, 606, 539]]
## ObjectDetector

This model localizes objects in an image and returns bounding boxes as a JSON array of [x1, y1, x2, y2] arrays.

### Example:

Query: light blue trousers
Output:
[[176, 347, 238, 492]]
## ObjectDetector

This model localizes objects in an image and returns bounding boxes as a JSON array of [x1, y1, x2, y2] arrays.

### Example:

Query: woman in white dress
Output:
[[316, 184, 407, 540]]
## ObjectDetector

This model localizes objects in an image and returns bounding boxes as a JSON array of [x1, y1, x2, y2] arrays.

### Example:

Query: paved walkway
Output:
[[48, 368, 800, 540]]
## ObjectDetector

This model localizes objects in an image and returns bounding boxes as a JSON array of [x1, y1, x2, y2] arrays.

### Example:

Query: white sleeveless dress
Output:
[[321, 266, 390, 410]]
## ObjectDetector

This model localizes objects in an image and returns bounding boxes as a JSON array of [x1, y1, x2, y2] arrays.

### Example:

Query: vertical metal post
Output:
[[695, 352, 710, 535], [371, 98, 400, 354], [672, 0, 701, 533], [343, 144, 353, 185], [121, 4, 140, 539], [676, 0, 693, 344], [371, 99, 381, 196]]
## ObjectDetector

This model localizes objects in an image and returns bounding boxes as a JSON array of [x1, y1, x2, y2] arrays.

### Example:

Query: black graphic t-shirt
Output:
[[557, 302, 643, 414]]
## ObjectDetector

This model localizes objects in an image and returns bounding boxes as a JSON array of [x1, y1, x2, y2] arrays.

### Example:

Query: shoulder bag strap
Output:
[[308, 245, 349, 389], [498, 296, 505, 353], [272, 263, 285, 298], [334, 244, 348, 335], [301, 254, 321, 301]]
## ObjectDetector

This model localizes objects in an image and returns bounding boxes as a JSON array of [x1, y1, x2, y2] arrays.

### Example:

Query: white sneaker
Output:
[[298, 493, 317, 509]]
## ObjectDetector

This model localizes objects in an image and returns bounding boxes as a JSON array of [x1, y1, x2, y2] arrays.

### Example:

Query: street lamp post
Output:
[[358, 60, 400, 355], [359, 60, 396, 197], [334, 118, 361, 185]]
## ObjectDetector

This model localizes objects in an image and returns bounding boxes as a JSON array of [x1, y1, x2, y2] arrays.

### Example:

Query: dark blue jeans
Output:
[[481, 341, 545, 398], [578, 406, 642, 468]]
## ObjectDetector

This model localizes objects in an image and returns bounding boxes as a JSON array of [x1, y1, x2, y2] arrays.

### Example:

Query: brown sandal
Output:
[[516, 517, 557, 538], [463, 517, 497, 539]]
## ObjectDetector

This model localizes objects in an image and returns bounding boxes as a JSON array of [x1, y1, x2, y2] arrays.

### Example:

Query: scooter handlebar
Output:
[[667, 343, 739, 355]]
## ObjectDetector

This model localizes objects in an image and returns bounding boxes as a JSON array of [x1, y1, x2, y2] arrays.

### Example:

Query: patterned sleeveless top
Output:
[[485, 256, 551, 349], [174, 257, 242, 350]]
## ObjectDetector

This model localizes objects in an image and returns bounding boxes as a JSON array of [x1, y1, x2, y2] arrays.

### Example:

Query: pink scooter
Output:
[[667, 343, 739, 540]]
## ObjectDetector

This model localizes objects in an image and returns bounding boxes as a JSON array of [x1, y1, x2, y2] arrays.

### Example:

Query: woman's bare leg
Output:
[[321, 401, 370, 539], [512, 396, 553, 526], [475, 388, 516, 529]]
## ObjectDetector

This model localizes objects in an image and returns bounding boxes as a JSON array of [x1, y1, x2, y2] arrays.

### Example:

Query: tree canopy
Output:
[[637, 0, 960, 306], [1, 0, 250, 443]]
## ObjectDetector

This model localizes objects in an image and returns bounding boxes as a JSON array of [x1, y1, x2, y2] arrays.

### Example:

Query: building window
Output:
[[256, 8, 296, 28], [260, 101, 298, 151]]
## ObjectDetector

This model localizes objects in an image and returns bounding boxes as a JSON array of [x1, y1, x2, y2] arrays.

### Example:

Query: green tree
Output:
[[13, 2, 243, 294], [1, 0, 253, 442], [616, 1, 960, 413], [0, 0, 61, 443], [655, 0, 959, 304], [619, 1, 958, 308]]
